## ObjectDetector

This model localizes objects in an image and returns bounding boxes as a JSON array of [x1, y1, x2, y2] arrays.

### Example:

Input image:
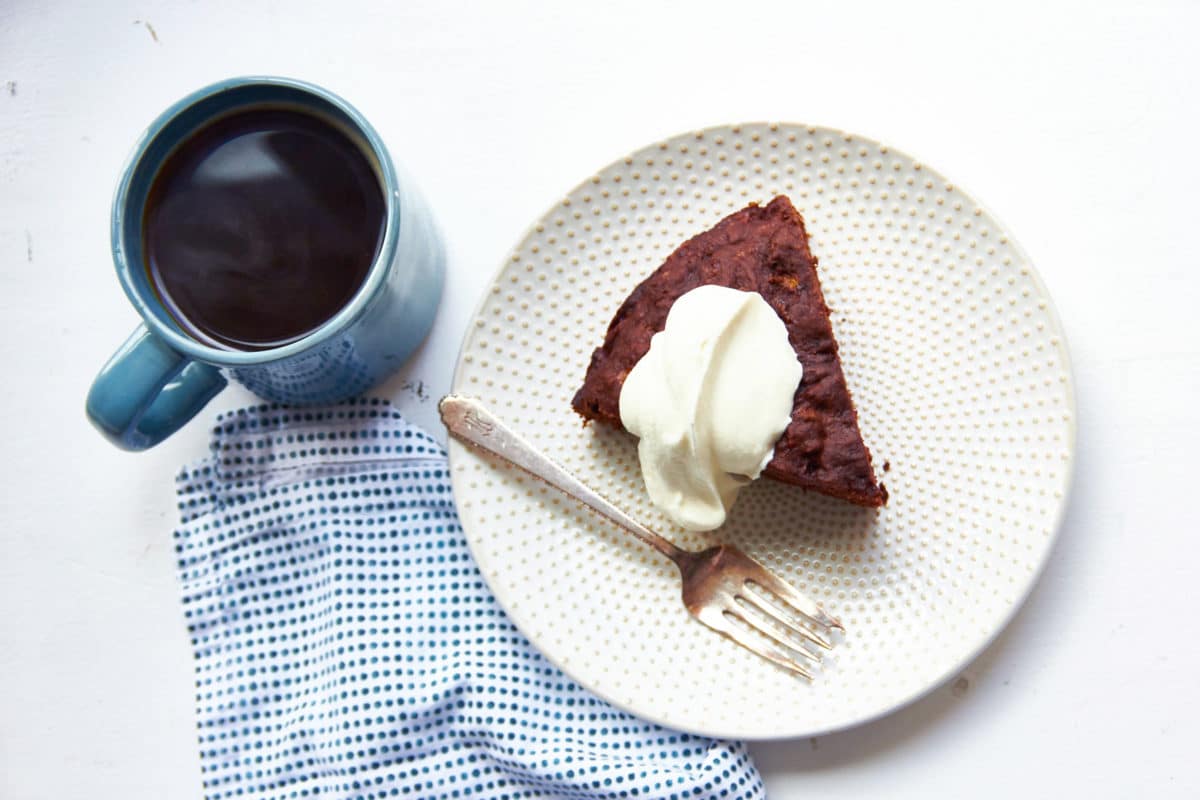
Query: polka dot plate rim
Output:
[[447, 121, 1076, 740]]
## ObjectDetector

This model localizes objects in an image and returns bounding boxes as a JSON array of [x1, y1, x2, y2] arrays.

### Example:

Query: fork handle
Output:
[[439, 395, 684, 562]]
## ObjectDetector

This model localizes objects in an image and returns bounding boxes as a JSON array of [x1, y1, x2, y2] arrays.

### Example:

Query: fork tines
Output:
[[702, 578, 842, 679]]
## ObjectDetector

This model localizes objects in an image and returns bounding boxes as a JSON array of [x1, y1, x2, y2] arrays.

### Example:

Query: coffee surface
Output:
[[144, 107, 384, 350]]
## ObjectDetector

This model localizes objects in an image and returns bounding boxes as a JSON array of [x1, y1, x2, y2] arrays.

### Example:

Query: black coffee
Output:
[[143, 106, 385, 350]]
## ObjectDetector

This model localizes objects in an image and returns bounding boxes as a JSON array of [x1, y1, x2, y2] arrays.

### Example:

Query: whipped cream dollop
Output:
[[618, 285, 803, 531]]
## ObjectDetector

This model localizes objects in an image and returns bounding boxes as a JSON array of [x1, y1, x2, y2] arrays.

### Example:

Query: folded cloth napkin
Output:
[[173, 398, 765, 800]]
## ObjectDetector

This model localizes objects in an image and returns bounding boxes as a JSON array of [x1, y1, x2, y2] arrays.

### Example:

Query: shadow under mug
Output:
[[86, 76, 445, 451]]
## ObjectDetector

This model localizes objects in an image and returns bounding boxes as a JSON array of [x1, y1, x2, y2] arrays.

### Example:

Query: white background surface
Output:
[[1, 1, 1197, 798]]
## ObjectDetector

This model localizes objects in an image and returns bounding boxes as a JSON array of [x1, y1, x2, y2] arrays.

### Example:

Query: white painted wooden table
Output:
[[2, 2, 1197, 797]]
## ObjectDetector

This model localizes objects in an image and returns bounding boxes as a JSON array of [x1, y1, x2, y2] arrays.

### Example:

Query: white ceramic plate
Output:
[[447, 122, 1075, 739]]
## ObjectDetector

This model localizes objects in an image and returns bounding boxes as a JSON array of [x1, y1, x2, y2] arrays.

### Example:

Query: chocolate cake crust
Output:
[[571, 195, 886, 508]]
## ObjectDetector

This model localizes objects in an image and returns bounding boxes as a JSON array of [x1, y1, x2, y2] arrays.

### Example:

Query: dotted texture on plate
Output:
[[448, 123, 1076, 739]]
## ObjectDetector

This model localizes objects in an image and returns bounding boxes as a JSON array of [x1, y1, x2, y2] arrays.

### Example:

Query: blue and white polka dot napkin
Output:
[[173, 398, 765, 800]]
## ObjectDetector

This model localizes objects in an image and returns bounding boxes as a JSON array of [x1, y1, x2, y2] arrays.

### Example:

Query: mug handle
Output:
[[86, 325, 228, 451]]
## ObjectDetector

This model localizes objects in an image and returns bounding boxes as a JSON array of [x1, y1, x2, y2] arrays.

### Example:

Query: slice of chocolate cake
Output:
[[571, 195, 887, 507]]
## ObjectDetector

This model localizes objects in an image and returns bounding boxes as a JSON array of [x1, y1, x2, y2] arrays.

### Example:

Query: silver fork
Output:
[[439, 394, 844, 678]]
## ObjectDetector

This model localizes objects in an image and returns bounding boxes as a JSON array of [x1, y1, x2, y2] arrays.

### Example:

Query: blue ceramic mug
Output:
[[86, 77, 444, 450]]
